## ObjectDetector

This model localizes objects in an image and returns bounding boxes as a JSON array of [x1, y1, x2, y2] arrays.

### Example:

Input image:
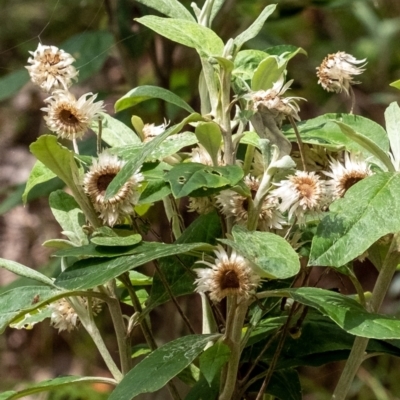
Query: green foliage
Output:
[[109, 334, 221, 400]]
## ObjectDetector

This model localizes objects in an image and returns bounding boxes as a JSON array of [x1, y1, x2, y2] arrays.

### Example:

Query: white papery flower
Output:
[[272, 171, 328, 224], [194, 245, 260, 302], [83, 151, 143, 226], [26, 43, 78, 92], [216, 175, 284, 230], [50, 297, 102, 333], [142, 121, 168, 142], [42, 90, 104, 141], [324, 152, 372, 199], [316, 52, 366, 94], [251, 77, 304, 123]]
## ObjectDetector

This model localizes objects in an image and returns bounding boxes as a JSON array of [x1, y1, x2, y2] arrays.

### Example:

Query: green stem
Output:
[[243, 144, 255, 176], [104, 281, 132, 375], [219, 299, 248, 400], [332, 232, 400, 400], [69, 297, 123, 382], [288, 115, 307, 171]]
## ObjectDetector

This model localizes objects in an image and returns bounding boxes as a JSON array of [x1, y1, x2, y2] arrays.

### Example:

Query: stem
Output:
[[72, 139, 79, 154], [332, 232, 400, 400], [97, 117, 103, 155], [243, 144, 255, 176], [119, 273, 182, 400], [349, 86, 356, 114], [219, 299, 248, 400], [288, 115, 307, 171], [69, 296, 123, 382], [254, 305, 295, 400], [220, 68, 234, 166], [163, 196, 183, 240], [104, 281, 132, 375], [153, 261, 196, 334]]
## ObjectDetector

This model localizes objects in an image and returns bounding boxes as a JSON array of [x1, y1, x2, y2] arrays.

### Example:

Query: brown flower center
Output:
[[97, 173, 116, 195], [60, 108, 79, 125], [297, 182, 314, 199], [341, 173, 365, 195], [220, 269, 240, 290]]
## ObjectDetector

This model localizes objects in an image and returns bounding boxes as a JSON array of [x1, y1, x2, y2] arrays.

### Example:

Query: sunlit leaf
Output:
[[309, 172, 400, 267], [136, 16, 224, 56], [115, 85, 195, 113], [165, 162, 243, 198], [199, 342, 230, 386], [134, 0, 194, 21], [220, 226, 300, 279]]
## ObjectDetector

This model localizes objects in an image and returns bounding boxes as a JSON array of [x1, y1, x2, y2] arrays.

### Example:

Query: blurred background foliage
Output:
[[1, 0, 400, 399]]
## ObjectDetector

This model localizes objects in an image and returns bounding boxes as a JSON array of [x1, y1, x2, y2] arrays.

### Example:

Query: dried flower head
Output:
[[216, 175, 285, 230], [190, 144, 223, 166], [42, 90, 104, 141], [316, 52, 366, 94], [49, 297, 103, 333], [142, 121, 168, 142], [187, 196, 215, 215], [194, 245, 260, 302], [251, 77, 304, 123], [83, 151, 144, 226], [272, 170, 328, 224], [26, 43, 78, 92], [324, 152, 372, 199]]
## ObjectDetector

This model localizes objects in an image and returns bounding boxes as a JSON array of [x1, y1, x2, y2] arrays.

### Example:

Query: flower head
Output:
[[324, 152, 372, 199], [187, 196, 215, 215], [26, 43, 78, 92], [216, 175, 285, 230], [194, 245, 260, 302], [142, 121, 168, 142], [251, 77, 304, 124], [42, 90, 104, 141], [190, 144, 223, 166], [316, 51, 366, 94], [49, 297, 102, 333], [272, 171, 328, 224], [83, 151, 144, 226]]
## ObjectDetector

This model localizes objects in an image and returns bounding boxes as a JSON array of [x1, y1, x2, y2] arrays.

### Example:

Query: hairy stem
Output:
[[332, 232, 400, 400]]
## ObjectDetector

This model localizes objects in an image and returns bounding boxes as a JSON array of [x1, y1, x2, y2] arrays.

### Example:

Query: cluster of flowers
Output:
[[26, 43, 369, 324]]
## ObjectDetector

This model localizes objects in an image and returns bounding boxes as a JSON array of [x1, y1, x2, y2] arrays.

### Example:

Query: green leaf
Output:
[[113, 132, 198, 162], [233, 50, 269, 82], [10, 306, 53, 330], [210, 0, 225, 24], [136, 16, 224, 57], [265, 44, 307, 59], [22, 161, 57, 204], [92, 112, 141, 147], [0, 376, 116, 400], [283, 114, 390, 167], [30, 135, 76, 188], [194, 122, 222, 166], [134, 0, 195, 21], [0, 258, 55, 287], [335, 121, 394, 172], [147, 211, 222, 310], [115, 85, 195, 113], [251, 56, 284, 91], [385, 102, 400, 170], [309, 172, 400, 267], [278, 287, 400, 340], [0, 286, 64, 333], [199, 342, 230, 386], [138, 179, 171, 204], [0, 69, 29, 102], [104, 113, 203, 201], [90, 234, 142, 247], [390, 79, 400, 90], [109, 334, 221, 400], [165, 163, 243, 198], [54, 242, 210, 290], [49, 191, 88, 246], [234, 5, 276, 53], [62, 31, 114, 82], [220, 226, 300, 279]]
